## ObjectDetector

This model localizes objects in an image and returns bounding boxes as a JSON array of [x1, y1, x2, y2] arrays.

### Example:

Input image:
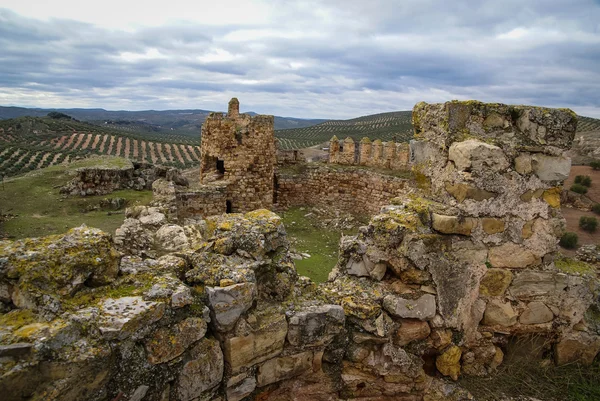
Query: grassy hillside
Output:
[[275, 111, 413, 149], [0, 116, 201, 177], [0, 157, 152, 239]]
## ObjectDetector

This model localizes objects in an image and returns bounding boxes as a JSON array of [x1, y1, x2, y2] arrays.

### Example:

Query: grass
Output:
[[279, 207, 350, 283], [460, 335, 600, 401], [0, 157, 152, 239]]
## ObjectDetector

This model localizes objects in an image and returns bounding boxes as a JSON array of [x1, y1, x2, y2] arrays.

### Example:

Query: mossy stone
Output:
[[479, 268, 513, 296]]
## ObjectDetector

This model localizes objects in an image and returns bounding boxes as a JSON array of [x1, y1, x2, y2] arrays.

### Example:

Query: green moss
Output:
[[555, 257, 596, 275], [0, 309, 37, 331]]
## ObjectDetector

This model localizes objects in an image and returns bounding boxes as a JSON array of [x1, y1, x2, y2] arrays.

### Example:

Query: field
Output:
[[561, 165, 600, 254], [0, 116, 201, 177], [0, 156, 152, 239], [275, 111, 413, 150]]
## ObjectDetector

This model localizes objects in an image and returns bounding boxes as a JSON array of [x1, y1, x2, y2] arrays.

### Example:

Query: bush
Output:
[[590, 160, 600, 170], [559, 232, 579, 249], [579, 216, 598, 232], [571, 184, 588, 194], [574, 175, 592, 187], [592, 204, 600, 215]]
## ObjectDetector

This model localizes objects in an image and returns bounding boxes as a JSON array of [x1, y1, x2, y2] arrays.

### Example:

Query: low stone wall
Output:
[[329, 136, 410, 170], [275, 164, 409, 216]]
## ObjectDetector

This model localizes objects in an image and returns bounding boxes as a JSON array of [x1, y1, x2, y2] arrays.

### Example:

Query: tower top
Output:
[[228, 98, 240, 118]]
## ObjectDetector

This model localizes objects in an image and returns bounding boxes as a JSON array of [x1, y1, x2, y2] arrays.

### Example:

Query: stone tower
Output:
[[199, 98, 276, 213]]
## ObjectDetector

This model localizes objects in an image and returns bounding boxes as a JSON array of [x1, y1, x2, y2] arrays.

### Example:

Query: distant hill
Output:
[[0, 116, 201, 177], [0, 106, 328, 135], [275, 111, 413, 150]]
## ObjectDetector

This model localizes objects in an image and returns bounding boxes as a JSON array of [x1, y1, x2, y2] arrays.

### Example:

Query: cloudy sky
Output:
[[0, 0, 599, 118]]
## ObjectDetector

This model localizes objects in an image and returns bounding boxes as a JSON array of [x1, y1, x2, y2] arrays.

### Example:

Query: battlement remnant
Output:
[[329, 136, 410, 170], [200, 98, 276, 213]]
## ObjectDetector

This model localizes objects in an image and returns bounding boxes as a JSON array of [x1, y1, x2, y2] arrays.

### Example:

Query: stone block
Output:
[[206, 283, 256, 332], [176, 337, 224, 401], [223, 312, 288, 373], [479, 269, 513, 297], [531, 154, 571, 181], [519, 301, 554, 325], [448, 140, 509, 173], [226, 376, 256, 401], [256, 351, 313, 387], [482, 299, 517, 327], [436, 345, 462, 381], [145, 317, 207, 365], [444, 182, 496, 202], [394, 319, 431, 346], [481, 218, 505, 234], [287, 305, 345, 347], [509, 271, 567, 299], [98, 297, 166, 340], [514, 154, 532, 174], [431, 213, 476, 236], [383, 294, 436, 320], [488, 243, 540, 268], [555, 332, 600, 366]]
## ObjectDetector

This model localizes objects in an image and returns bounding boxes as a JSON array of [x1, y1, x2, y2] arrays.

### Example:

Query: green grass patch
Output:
[[0, 157, 151, 239], [280, 207, 356, 283]]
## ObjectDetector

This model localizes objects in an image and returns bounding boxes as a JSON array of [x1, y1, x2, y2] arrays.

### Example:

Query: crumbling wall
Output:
[[60, 161, 165, 196], [199, 98, 276, 213], [329, 136, 409, 170], [275, 164, 409, 216]]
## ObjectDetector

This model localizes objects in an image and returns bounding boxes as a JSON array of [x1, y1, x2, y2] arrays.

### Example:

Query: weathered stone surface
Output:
[[488, 243, 540, 268], [98, 297, 166, 340], [383, 294, 436, 320], [394, 319, 431, 346], [479, 269, 513, 297], [206, 283, 256, 332], [482, 299, 517, 327], [514, 154, 532, 174], [436, 345, 462, 381], [444, 182, 495, 203], [519, 301, 554, 324], [555, 332, 600, 366], [155, 224, 189, 254], [448, 139, 509, 172], [176, 337, 224, 401], [0, 226, 119, 308], [542, 187, 562, 208], [287, 304, 345, 347], [509, 271, 567, 299], [481, 218, 505, 234], [145, 317, 207, 364], [226, 376, 256, 401], [461, 345, 503, 376], [223, 311, 288, 373], [130, 385, 150, 401], [531, 154, 571, 181], [171, 285, 194, 308], [257, 351, 313, 387], [431, 214, 476, 236], [346, 255, 387, 281], [0, 342, 33, 357]]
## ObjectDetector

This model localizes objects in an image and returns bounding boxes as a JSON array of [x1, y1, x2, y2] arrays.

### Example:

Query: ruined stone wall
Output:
[[275, 165, 409, 216], [200, 98, 276, 213], [329, 136, 409, 170], [60, 161, 161, 196]]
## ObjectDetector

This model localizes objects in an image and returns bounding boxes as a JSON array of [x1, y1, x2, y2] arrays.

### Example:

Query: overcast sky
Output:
[[0, 0, 599, 118]]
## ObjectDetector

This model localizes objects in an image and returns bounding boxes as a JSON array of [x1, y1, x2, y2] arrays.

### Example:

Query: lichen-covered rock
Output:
[[436, 345, 462, 381], [287, 304, 345, 347], [223, 308, 288, 373], [175, 337, 224, 401], [479, 269, 513, 297], [206, 283, 256, 332], [256, 350, 314, 387], [431, 214, 476, 236], [97, 296, 166, 340], [383, 294, 436, 320], [448, 139, 509, 173], [145, 316, 208, 364], [482, 299, 517, 327], [531, 154, 571, 181], [155, 224, 190, 254], [0, 226, 118, 312]]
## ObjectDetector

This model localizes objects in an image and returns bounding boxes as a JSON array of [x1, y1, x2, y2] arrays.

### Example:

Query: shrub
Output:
[[592, 204, 600, 215], [590, 160, 600, 170], [575, 175, 592, 187], [579, 216, 598, 232], [571, 184, 588, 194], [559, 232, 579, 249]]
